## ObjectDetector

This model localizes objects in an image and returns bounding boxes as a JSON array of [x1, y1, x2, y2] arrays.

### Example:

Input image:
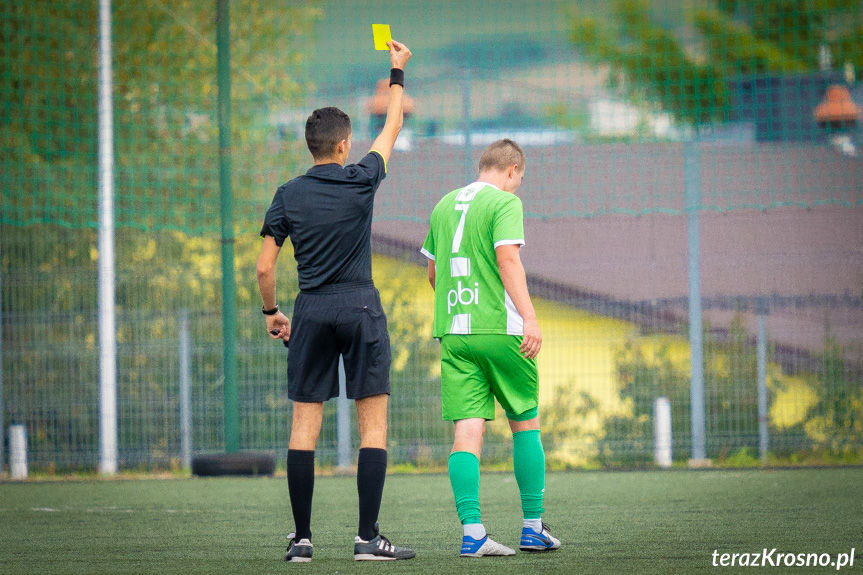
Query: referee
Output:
[[256, 40, 413, 562]]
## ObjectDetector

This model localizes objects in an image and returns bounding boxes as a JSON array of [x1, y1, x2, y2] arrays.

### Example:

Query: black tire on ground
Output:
[[191, 451, 276, 477]]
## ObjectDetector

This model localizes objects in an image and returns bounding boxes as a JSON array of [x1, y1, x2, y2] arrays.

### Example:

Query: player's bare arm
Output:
[[370, 40, 412, 164], [427, 259, 436, 289], [257, 235, 291, 342], [496, 243, 541, 359]]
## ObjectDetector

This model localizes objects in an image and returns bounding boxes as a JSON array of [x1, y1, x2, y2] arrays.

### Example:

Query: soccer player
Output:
[[421, 139, 561, 557], [256, 39, 414, 562]]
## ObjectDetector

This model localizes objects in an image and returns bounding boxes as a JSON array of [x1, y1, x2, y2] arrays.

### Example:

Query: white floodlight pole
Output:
[[98, 0, 118, 475]]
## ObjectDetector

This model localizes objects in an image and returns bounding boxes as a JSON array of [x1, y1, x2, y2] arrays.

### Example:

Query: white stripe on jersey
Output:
[[450, 257, 470, 277], [450, 313, 471, 334], [504, 290, 523, 335], [493, 238, 525, 249]]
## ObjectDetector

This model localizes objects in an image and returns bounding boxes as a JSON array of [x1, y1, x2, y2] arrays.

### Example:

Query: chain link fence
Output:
[[2, 0, 862, 471]]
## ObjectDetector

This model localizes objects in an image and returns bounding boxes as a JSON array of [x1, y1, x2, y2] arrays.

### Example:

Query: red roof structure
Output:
[[815, 85, 861, 126]]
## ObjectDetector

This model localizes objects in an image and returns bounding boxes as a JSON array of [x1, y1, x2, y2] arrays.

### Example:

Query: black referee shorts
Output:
[[286, 283, 391, 402]]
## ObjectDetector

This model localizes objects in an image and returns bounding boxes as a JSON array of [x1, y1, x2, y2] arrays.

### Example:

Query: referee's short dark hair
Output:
[[478, 138, 526, 173], [305, 107, 352, 160]]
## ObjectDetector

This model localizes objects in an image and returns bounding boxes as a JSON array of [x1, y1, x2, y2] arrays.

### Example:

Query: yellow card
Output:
[[372, 24, 392, 51]]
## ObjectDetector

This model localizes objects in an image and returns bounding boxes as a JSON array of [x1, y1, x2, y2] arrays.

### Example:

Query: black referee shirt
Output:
[[260, 151, 386, 291]]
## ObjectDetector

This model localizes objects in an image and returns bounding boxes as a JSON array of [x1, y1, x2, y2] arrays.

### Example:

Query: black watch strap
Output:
[[262, 305, 279, 316]]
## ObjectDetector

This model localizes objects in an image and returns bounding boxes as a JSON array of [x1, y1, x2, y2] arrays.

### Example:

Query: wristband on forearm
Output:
[[389, 68, 404, 87]]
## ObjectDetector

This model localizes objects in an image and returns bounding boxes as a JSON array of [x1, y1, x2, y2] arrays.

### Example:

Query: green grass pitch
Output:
[[1, 469, 860, 574]]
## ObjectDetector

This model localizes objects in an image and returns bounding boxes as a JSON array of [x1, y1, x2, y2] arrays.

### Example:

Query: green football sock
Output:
[[448, 451, 481, 525], [513, 429, 546, 519]]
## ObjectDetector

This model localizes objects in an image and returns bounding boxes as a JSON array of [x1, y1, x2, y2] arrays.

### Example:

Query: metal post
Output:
[[685, 140, 707, 465], [97, 0, 118, 476], [217, 0, 239, 454], [757, 307, 769, 464], [10, 424, 27, 480], [654, 397, 672, 468], [337, 357, 351, 469], [355, 88, 365, 141], [0, 239, 4, 473], [462, 68, 473, 182], [179, 310, 192, 469]]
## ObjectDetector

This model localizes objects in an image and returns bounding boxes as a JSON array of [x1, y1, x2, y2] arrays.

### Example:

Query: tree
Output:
[[0, 1, 322, 467], [703, 316, 762, 458], [1, 0, 323, 232], [602, 337, 692, 465], [567, 0, 863, 126], [568, 0, 729, 124], [711, 0, 863, 72], [804, 336, 863, 458]]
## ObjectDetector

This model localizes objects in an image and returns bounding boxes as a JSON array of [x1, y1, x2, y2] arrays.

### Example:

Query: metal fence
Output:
[[2, 0, 862, 472]]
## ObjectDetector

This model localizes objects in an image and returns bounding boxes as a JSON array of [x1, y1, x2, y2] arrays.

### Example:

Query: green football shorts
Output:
[[440, 334, 539, 421]]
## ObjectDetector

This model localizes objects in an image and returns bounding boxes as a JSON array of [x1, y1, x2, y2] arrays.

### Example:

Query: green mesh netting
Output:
[[2, 0, 862, 470]]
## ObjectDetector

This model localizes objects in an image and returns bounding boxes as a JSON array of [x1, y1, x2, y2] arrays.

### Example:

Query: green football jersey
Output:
[[421, 182, 526, 337]]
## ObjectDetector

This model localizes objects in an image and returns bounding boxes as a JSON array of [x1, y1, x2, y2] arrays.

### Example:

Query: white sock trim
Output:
[[523, 518, 542, 532], [463, 523, 487, 540]]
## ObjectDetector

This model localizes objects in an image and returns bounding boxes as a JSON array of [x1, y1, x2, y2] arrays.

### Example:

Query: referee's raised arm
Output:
[[370, 40, 412, 164]]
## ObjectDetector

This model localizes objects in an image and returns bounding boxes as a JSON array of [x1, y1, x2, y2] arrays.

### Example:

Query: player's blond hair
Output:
[[478, 139, 525, 173]]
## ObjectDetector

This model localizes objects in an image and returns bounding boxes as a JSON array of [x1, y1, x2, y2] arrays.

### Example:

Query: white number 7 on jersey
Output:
[[452, 204, 469, 253]]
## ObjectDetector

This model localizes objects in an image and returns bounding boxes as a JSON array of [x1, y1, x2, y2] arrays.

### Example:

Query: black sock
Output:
[[357, 447, 388, 541], [287, 449, 315, 541]]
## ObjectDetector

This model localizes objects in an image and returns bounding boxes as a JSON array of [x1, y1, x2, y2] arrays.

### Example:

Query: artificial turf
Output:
[[1, 468, 860, 574]]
